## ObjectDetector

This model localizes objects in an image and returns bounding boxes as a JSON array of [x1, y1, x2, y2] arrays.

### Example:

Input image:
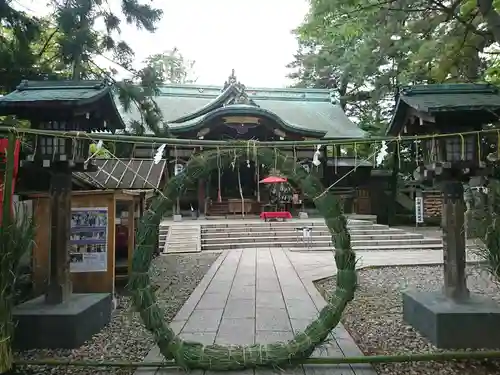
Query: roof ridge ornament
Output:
[[220, 69, 258, 106], [223, 69, 238, 90]]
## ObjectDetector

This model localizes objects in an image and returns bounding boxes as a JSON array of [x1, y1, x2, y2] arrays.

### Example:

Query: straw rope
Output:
[[128, 145, 357, 371]]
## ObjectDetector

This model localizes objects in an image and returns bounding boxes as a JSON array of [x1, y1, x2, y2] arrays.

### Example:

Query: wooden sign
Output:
[[222, 116, 260, 124], [415, 196, 424, 224]]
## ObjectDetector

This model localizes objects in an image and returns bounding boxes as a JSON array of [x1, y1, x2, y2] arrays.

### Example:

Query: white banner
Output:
[[415, 197, 424, 224]]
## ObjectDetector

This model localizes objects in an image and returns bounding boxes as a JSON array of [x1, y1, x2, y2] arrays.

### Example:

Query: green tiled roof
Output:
[[118, 83, 366, 139], [0, 80, 111, 104], [387, 83, 500, 135], [399, 83, 500, 112], [0, 80, 125, 129]]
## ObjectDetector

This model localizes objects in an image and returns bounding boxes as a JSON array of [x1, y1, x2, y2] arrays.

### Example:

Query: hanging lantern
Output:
[[421, 133, 481, 178]]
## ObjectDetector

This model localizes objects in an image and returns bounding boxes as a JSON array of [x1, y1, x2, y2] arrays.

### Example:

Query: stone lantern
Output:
[[0, 80, 125, 349], [387, 83, 500, 349]]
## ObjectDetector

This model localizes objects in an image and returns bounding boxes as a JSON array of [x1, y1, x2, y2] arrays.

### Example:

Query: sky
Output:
[[15, 0, 310, 88]]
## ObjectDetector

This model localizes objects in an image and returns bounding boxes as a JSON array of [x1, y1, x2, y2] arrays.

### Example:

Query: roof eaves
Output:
[[400, 83, 498, 96], [169, 105, 326, 138], [169, 85, 236, 124], [73, 172, 104, 189], [385, 97, 406, 135]]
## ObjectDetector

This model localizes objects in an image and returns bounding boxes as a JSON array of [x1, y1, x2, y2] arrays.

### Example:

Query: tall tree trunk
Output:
[[338, 73, 349, 111], [477, 0, 500, 43]]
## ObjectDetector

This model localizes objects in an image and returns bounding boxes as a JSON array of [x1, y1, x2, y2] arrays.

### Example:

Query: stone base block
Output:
[[403, 289, 500, 349], [298, 212, 308, 219], [13, 293, 112, 349], [173, 214, 182, 222]]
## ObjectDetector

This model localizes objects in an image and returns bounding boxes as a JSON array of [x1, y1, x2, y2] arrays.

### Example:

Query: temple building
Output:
[[123, 71, 372, 217]]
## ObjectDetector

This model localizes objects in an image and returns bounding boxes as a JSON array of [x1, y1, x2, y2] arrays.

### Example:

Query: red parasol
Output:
[[259, 176, 287, 184]]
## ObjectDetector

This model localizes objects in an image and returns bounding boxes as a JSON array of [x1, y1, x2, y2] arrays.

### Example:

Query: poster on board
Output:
[[69, 207, 108, 273]]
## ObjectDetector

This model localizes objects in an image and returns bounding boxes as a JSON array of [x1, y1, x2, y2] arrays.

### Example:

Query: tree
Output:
[[113, 47, 197, 138], [49, 0, 169, 137], [143, 48, 197, 84], [289, 0, 500, 139], [1, 1, 173, 138], [49, 0, 162, 78], [477, 0, 500, 44], [0, 20, 74, 94]]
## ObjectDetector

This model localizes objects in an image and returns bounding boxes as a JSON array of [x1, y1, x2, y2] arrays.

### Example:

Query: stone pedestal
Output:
[[13, 293, 112, 349], [173, 214, 182, 222], [402, 290, 500, 349], [402, 179, 500, 349]]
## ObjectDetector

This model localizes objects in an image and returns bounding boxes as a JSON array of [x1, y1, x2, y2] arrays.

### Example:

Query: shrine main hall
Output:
[[124, 71, 372, 217]]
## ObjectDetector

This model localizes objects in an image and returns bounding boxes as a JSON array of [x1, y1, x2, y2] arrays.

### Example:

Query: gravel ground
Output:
[[16, 252, 221, 375], [316, 264, 500, 375]]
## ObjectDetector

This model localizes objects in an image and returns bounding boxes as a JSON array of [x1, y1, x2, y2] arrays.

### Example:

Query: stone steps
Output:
[[202, 228, 403, 236], [201, 238, 443, 251], [291, 243, 445, 252], [202, 220, 375, 229], [202, 224, 381, 233], [158, 226, 169, 250], [164, 225, 201, 254], [200, 220, 444, 252], [201, 231, 421, 240]]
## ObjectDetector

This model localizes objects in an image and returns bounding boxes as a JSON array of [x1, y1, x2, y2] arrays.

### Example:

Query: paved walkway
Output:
[[137, 247, 477, 375]]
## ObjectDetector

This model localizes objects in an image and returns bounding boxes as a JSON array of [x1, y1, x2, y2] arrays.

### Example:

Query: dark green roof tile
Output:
[[118, 84, 365, 139], [399, 83, 500, 112], [387, 83, 500, 135], [0, 80, 125, 129], [0, 80, 111, 103]]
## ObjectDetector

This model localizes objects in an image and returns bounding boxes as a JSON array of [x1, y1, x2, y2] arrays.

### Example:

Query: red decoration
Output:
[[259, 176, 288, 184], [0, 138, 21, 224], [259, 211, 292, 221]]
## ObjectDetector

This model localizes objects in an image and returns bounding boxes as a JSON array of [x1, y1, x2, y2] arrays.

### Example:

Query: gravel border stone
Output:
[[316, 264, 500, 375], [16, 252, 221, 375]]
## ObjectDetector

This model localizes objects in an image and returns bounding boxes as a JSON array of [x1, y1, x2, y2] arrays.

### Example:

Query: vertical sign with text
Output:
[[415, 196, 424, 224]]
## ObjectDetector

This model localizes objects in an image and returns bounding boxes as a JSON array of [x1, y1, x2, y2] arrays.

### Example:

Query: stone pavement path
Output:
[[137, 248, 477, 375]]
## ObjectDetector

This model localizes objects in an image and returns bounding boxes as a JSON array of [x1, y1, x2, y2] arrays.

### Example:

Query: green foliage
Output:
[[113, 47, 198, 137], [129, 146, 355, 370], [143, 48, 197, 84], [89, 143, 111, 158], [51, 0, 163, 74], [0, 201, 36, 372], [0, 0, 172, 141], [474, 179, 500, 283], [289, 0, 500, 148], [0, 5, 69, 93]]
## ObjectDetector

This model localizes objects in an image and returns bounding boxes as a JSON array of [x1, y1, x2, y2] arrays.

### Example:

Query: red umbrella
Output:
[[259, 176, 287, 184]]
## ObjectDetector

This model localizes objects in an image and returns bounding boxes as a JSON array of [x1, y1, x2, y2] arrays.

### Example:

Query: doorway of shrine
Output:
[[212, 161, 261, 199]]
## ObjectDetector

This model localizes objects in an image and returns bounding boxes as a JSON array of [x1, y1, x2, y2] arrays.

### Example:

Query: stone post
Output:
[[198, 178, 205, 216], [441, 180, 469, 301], [45, 170, 72, 304], [465, 176, 487, 239]]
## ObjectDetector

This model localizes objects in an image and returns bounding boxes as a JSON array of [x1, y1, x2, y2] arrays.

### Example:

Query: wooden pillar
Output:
[[198, 178, 205, 215], [388, 144, 399, 226], [441, 180, 469, 301], [45, 170, 72, 304], [139, 192, 145, 217], [127, 200, 135, 276]]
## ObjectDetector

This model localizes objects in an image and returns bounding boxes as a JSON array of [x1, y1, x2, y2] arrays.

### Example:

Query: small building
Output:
[[17, 158, 167, 294], [123, 70, 372, 216], [387, 83, 500, 223]]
